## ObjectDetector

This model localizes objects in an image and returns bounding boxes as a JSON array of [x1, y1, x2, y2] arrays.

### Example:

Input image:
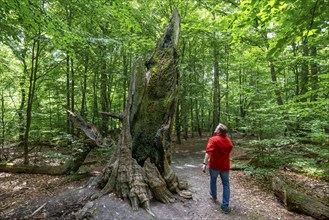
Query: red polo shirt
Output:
[[206, 133, 233, 171]]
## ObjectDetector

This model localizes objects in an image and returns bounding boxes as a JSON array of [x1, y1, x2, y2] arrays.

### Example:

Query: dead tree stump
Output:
[[89, 9, 191, 216]]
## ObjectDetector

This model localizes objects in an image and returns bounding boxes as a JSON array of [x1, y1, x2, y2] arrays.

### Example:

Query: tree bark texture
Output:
[[310, 45, 318, 102], [270, 62, 284, 106], [272, 176, 329, 219], [91, 10, 191, 216], [23, 35, 41, 165], [212, 34, 220, 132], [300, 39, 309, 102]]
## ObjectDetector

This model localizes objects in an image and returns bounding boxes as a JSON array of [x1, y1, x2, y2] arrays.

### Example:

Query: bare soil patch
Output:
[[1, 136, 325, 219]]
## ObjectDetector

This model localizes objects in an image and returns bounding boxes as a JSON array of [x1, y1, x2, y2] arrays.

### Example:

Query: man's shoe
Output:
[[209, 192, 218, 203], [221, 206, 231, 214], [212, 198, 219, 204]]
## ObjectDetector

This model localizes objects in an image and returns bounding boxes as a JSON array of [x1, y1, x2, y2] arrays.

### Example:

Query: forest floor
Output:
[[1, 135, 327, 219]]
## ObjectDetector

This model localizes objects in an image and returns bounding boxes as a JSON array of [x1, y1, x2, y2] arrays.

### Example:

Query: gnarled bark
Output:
[[89, 9, 191, 217]]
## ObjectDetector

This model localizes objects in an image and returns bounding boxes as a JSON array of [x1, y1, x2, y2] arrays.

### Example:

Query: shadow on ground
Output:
[[1, 136, 314, 220]]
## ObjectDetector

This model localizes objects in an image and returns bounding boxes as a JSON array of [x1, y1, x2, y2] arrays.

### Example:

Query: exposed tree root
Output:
[[144, 158, 175, 203], [79, 9, 192, 218]]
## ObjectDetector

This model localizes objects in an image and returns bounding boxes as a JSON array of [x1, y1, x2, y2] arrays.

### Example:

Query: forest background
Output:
[[0, 0, 328, 181]]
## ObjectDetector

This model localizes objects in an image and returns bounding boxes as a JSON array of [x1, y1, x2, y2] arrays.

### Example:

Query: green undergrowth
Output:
[[63, 146, 114, 184], [63, 172, 91, 184], [239, 138, 329, 181], [88, 146, 114, 165]]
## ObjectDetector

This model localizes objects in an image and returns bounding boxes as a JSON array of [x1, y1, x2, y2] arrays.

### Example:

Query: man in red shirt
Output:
[[202, 123, 233, 214]]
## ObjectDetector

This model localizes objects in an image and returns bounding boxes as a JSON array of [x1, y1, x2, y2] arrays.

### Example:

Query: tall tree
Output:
[[83, 10, 192, 217], [212, 32, 220, 131]]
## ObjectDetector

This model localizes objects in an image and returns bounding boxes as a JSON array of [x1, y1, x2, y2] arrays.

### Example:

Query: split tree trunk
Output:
[[90, 9, 191, 215]]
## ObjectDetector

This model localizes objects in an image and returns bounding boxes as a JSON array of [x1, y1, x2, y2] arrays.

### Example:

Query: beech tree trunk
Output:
[[90, 9, 191, 216], [212, 32, 220, 132], [23, 34, 41, 165]]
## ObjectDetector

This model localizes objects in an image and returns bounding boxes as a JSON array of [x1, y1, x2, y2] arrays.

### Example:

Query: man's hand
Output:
[[202, 164, 207, 173], [202, 153, 210, 173]]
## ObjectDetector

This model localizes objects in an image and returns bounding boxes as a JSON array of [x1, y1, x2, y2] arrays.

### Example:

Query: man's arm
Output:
[[202, 153, 210, 173]]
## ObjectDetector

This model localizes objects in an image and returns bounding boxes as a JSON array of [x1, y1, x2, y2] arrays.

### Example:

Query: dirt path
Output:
[[1, 136, 315, 219], [167, 136, 313, 220]]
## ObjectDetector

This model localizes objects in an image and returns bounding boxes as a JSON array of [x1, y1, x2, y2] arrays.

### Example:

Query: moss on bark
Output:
[[91, 10, 191, 217]]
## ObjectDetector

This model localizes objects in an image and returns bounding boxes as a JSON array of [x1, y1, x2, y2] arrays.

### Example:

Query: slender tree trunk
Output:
[[48, 90, 53, 131], [225, 43, 230, 125], [292, 42, 300, 96], [189, 93, 194, 138], [181, 41, 189, 140], [0, 88, 4, 161], [175, 99, 181, 144], [122, 47, 128, 111], [283, 67, 289, 103], [71, 57, 75, 114], [66, 54, 71, 134], [107, 49, 115, 129], [183, 100, 188, 140], [187, 41, 194, 138], [263, 29, 284, 107], [300, 39, 309, 102], [18, 60, 27, 144], [188, 55, 195, 138], [201, 91, 205, 133], [310, 46, 318, 102], [270, 62, 284, 106], [92, 71, 99, 125], [69, 57, 75, 138], [66, 5, 73, 135], [175, 38, 185, 144], [195, 100, 202, 137], [100, 45, 109, 136], [238, 65, 245, 118], [201, 42, 206, 132], [192, 48, 201, 137], [212, 34, 220, 131], [81, 54, 88, 117], [23, 36, 40, 165]]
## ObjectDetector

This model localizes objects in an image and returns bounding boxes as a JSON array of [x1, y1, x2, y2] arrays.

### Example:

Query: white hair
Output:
[[214, 123, 228, 134]]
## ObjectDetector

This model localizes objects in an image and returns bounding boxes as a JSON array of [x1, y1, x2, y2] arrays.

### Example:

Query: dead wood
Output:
[[272, 176, 329, 219], [67, 110, 104, 147], [79, 9, 192, 218], [0, 142, 94, 175], [101, 111, 124, 121]]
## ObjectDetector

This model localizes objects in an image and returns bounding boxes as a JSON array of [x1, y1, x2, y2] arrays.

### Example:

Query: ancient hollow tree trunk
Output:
[[91, 9, 191, 215]]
